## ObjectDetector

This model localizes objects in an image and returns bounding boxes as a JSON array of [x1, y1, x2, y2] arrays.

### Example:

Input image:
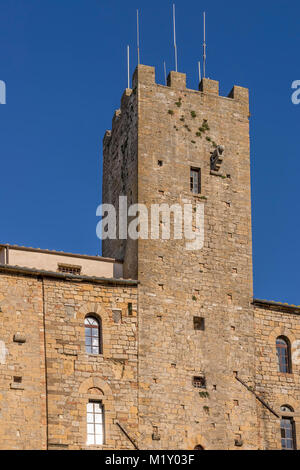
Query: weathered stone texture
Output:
[[1, 64, 299, 450], [103, 65, 257, 449], [254, 304, 300, 450], [102, 88, 138, 279], [103, 65, 300, 450], [0, 274, 47, 450], [0, 272, 138, 450]]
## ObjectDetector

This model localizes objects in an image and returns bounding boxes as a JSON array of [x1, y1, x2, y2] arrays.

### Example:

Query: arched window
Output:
[[280, 406, 296, 450], [281, 405, 294, 413], [276, 336, 291, 373], [85, 316, 102, 355], [194, 445, 204, 450]]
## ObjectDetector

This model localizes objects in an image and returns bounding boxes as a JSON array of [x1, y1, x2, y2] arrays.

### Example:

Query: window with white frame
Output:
[[85, 315, 102, 355], [86, 401, 104, 445], [190, 168, 201, 194]]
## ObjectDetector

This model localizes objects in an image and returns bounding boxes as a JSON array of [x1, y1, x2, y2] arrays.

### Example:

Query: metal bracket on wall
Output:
[[115, 420, 139, 450], [235, 373, 280, 418]]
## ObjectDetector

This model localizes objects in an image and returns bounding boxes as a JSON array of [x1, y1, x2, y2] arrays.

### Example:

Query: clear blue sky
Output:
[[0, 0, 299, 303]]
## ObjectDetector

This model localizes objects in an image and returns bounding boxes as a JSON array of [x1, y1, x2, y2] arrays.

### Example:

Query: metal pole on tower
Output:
[[137, 10, 140, 65], [203, 11, 206, 78], [127, 45, 130, 89], [173, 4, 178, 72], [198, 61, 202, 84]]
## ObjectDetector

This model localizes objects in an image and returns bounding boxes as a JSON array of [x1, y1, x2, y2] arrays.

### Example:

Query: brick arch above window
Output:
[[268, 327, 297, 347], [76, 302, 104, 322], [77, 377, 116, 449], [79, 377, 112, 397], [185, 434, 208, 451], [88, 387, 104, 397], [273, 395, 299, 417]]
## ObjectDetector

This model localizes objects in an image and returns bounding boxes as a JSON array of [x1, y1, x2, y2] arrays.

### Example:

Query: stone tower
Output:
[[102, 65, 258, 450]]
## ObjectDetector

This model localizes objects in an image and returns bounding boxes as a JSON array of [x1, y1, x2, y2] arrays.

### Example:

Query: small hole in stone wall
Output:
[[13, 376, 22, 384], [193, 376, 206, 389], [128, 303, 133, 316], [194, 317, 205, 331], [158, 160, 163, 167], [152, 426, 161, 441]]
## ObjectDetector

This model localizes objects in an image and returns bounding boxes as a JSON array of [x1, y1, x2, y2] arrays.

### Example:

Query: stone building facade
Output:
[[0, 247, 138, 450], [0, 65, 299, 450]]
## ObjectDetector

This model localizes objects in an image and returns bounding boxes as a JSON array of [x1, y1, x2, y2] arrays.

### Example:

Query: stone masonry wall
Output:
[[0, 273, 47, 450], [254, 304, 300, 450], [135, 66, 257, 450], [102, 89, 138, 279], [0, 270, 138, 450], [2, 66, 300, 451], [44, 277, 138, 450], [103, 65, 258, 449]]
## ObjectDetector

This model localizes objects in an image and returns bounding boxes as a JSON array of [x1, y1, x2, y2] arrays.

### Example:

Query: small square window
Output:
[[194, 317, 205, 331], [158, 160, 163, 167], [193, 376, 206, 389], [58, 264, 81, 275], [190, 168, 201, 194]]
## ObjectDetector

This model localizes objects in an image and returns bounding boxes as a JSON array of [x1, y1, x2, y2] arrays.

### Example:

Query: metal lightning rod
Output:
[[203, 11, 206, 78], [137, 9, 140, 65], [127, 45, 130, 89], [173, 4, 178, 72], [198, 61, 202, 84]]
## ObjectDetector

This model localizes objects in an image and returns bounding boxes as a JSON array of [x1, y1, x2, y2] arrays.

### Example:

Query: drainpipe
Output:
[[41, 277, 49, 449], [115, 421, 139, 450], [235, 373, 279, 418]]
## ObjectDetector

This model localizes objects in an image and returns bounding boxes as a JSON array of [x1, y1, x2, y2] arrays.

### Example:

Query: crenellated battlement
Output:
[[104, 64, 249, 141], [132, 64, 249, 103]]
